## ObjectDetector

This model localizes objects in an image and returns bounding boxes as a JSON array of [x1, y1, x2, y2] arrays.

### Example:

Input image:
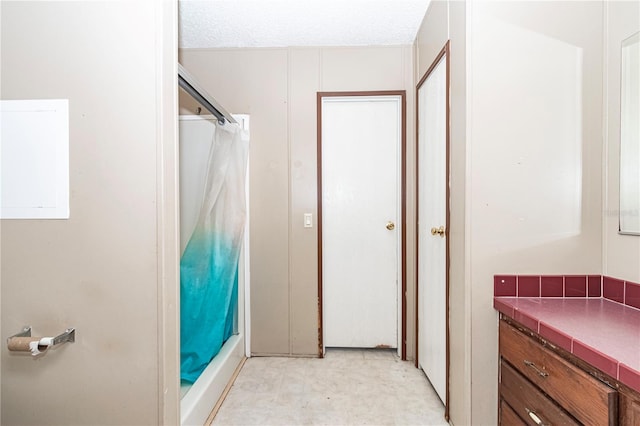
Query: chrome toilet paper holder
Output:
[[8, 326, 76, 346]]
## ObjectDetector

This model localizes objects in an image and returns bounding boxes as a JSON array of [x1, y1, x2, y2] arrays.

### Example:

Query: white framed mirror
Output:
[[619, 31, 640, 235]]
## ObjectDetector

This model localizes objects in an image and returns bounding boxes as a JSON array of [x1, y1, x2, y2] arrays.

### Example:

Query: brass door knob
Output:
[[430, 226, 445, 237], [386, 221, 395, 230]]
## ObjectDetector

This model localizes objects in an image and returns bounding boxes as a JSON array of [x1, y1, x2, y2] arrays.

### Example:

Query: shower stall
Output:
[[177, 65, 250, 425]]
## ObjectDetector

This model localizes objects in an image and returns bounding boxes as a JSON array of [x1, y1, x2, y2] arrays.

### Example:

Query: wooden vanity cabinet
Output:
[[499, 319, 618, 425], [620, 390, 640, 426], [500, 359, 580, 425]]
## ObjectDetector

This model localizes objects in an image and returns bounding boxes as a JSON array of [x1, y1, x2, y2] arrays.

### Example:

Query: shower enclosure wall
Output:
[[179, 114, 250, 426]]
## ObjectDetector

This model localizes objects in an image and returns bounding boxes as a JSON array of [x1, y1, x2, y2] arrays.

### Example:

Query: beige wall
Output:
[[418, 1, 608, 424], [180, 46, 415, 357], [604, 1, 640, 283], [468, 3, 604, 424], [1, 2, 179, 424]]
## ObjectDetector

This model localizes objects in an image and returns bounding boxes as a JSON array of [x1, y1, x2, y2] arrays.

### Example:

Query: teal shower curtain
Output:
[[180, 121, 249, 383]]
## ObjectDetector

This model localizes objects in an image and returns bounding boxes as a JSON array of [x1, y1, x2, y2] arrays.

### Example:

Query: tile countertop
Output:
[[494, 297, 640, 394]]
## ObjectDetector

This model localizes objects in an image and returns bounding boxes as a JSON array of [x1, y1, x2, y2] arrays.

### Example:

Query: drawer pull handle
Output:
[[525, 408, 548, 426], [524, 360, 549, 378]]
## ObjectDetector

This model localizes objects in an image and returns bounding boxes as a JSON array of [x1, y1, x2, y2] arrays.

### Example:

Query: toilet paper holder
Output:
[[8, 326, 75, 349]]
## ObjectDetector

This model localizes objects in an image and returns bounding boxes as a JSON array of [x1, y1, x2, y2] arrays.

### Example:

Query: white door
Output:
[[321, 95, 402, 349], [418, 51, 448, 403]]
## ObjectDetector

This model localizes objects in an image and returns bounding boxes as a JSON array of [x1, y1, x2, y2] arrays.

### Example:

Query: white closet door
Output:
[[418, 55, 447, 403]]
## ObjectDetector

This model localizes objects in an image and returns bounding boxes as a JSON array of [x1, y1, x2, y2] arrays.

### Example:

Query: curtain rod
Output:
[[178, 63, 237, 125]]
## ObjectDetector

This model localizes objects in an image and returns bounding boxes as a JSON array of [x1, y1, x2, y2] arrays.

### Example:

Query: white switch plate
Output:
[[304, 213, 313, 228]]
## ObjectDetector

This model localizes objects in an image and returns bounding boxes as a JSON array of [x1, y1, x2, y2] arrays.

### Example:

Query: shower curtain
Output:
[[180, 121, 249, 383]]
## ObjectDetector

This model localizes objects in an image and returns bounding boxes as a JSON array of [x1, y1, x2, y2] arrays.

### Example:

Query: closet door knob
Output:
[[386, 221, 395, 230], [430, 226, 445, 237]]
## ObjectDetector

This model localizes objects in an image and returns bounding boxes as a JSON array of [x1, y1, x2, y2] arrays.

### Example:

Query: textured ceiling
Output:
[[179, 0, 431, 48]]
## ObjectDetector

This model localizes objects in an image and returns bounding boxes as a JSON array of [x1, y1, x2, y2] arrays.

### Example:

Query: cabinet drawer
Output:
[[500, 398, 527, 426], [620, 390, 640, 426], [501, 360, 579, 425], [500, 320, 617, 425]]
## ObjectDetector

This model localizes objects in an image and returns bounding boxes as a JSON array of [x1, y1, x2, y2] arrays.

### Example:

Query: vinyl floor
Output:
[[210, 348, 449, 425]]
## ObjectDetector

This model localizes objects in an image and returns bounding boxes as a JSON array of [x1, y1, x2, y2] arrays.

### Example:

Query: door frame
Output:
[[316, 91, 407, 359], [415, 41, 451, 419]]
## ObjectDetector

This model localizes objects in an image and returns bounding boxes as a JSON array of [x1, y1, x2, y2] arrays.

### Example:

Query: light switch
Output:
[[304, 213, 313, 228]]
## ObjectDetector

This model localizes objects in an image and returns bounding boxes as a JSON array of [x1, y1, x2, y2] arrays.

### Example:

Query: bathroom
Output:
[[1, 1, 639, 425]]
